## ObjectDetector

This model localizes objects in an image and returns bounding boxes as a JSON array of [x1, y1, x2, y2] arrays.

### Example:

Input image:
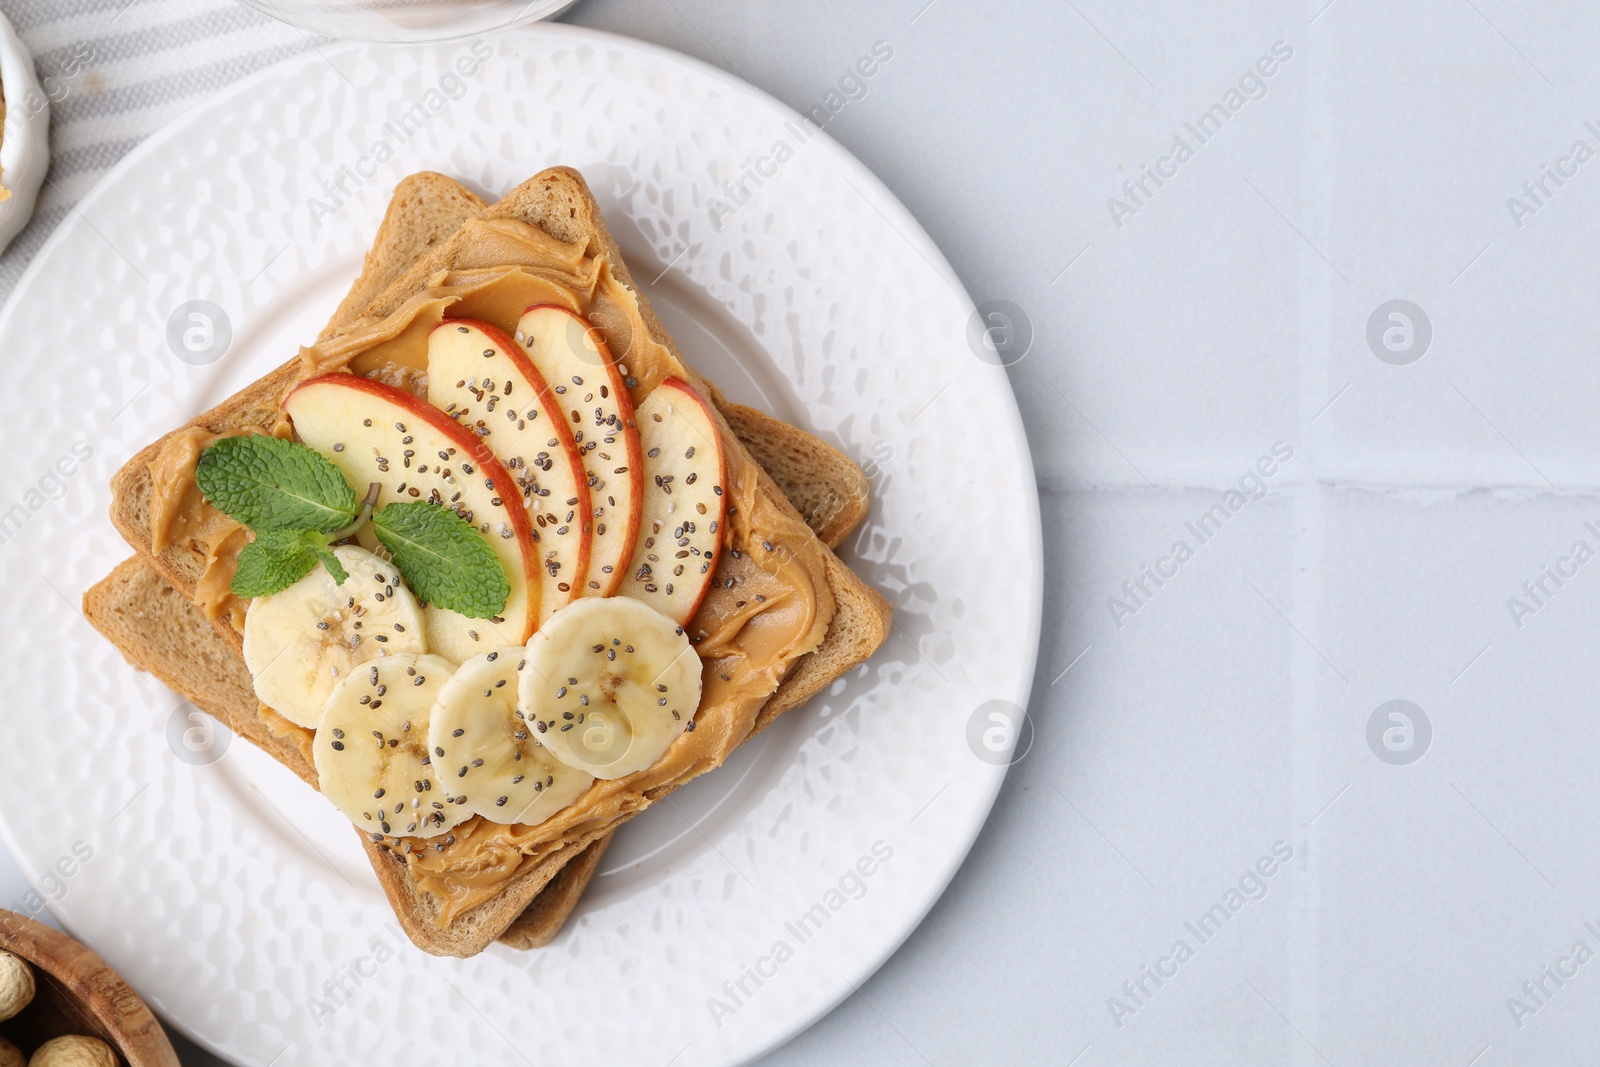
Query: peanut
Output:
[[28, 1035, 118, 1067], [0, 951, 34, 1021]]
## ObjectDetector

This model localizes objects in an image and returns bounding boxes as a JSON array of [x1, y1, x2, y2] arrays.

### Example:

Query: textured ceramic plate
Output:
[[0, 26, 1040, 1067]]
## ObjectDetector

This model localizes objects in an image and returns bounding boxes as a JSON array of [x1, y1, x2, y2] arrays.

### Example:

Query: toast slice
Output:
[[84, 173, 876, 950], [93, 168, 889, 956]]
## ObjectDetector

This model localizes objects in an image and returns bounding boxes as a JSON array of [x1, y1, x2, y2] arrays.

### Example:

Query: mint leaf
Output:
[[232, 529, 321, 599], [231, 529, 349, 598], [307, 541, 349, 585], [372, 501, 509, 619], [197, 435, 357, 533]]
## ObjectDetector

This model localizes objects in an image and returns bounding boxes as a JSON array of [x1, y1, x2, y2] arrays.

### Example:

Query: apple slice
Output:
[[283, 374, 539, 663], [619, 377, 728, 625], [427, 319, 591, 625], [515, 305, 643, 598]]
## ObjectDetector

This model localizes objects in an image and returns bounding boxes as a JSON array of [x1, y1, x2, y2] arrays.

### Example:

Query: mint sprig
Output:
[[196, 434, 357, 532], [196, 434, 509, 617], [372, 502, 510, 620], [231, 528, 347, 598]]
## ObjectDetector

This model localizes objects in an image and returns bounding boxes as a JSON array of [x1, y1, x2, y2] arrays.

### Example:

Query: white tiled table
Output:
[[7, 1, 1600, 1064]]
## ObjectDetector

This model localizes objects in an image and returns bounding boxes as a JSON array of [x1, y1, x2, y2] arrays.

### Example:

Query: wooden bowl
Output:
[[0, 910, 178, 1066]]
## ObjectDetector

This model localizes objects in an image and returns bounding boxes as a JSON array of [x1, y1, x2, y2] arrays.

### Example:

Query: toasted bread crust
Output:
[[98, 167, 889, 957], [494, 832, 613, 950]]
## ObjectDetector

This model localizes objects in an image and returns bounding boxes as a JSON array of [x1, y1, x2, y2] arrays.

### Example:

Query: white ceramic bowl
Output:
[[236, 0, 578, 43], [0, 8, 48, 257]]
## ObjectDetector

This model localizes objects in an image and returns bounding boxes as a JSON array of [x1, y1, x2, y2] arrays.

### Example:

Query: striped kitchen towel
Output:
[[0, 0, 313, 300]]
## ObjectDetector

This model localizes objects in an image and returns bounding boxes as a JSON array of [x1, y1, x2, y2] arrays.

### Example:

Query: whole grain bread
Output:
[[95, 168, 890, 956], [87, 172, 878, 951]]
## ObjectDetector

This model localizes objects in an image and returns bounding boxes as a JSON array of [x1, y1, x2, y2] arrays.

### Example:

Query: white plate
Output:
[[0, 27, 1040, 1067]]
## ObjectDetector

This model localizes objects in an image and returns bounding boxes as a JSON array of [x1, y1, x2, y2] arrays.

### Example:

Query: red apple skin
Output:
[[653, 375, 729, 625], [430, 317, 594, 592], [283, 372, 542, 641], [519, 303, 644, 598]]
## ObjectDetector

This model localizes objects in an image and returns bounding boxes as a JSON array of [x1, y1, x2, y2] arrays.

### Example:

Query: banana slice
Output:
[[312, 653, 468, 840], [428, 647, 594, 825], [242, 545, 427, 728], [519, 597, 703, 780]]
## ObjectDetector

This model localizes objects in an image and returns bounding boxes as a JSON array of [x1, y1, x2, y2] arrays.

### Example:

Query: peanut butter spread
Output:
[[148, 426, 251, 630], [147, 217, 836, 923]]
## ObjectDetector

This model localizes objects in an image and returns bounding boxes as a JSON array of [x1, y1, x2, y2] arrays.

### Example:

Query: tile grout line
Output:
[[1288, 20, 1335, 1051]]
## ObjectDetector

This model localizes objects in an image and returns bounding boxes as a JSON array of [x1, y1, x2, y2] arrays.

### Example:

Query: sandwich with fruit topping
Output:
[[85, 168, 890, 958]]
